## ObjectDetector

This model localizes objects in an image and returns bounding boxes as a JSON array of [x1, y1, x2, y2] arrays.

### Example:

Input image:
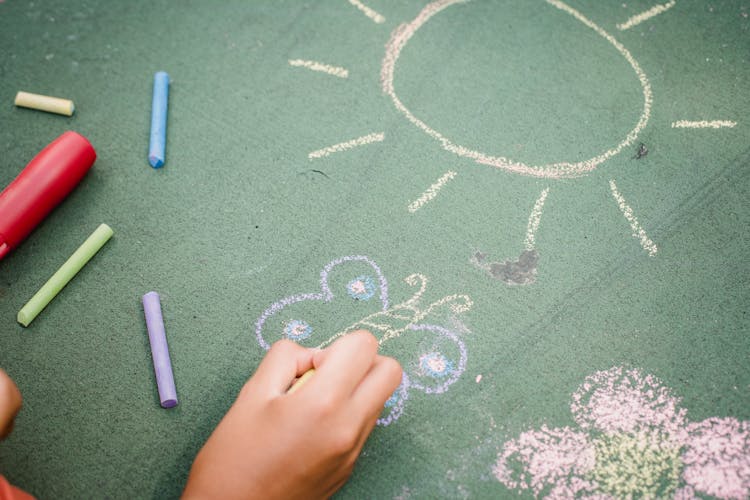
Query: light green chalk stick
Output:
[[18, 224, 114, 327]]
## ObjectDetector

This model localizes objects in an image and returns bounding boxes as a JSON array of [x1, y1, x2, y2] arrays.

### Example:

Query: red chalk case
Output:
[[0, 131, 96, 261]]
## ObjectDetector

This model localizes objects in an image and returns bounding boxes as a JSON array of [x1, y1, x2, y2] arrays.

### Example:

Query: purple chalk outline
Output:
[[376, 325, 466, 425], [408, 324, 467, 395], [254, 256, 471, 426], [378, 373, 411, 426], [255, 255, 389, 350]]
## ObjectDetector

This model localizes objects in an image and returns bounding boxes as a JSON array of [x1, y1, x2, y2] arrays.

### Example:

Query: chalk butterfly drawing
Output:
[[493, 366, 750, 499], [255, 255, 473, 425]]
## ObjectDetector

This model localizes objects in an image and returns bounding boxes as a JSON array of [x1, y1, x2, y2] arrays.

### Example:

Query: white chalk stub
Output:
[[15, 91, 75, 116]]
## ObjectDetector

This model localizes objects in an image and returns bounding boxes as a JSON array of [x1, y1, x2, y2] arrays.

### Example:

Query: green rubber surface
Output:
[[0, 1, 748, 498]]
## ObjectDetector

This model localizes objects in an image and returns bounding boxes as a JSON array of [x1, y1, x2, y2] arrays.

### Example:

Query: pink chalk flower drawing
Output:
[[255, 256, 473, 426], [494, 366, 750, 499]]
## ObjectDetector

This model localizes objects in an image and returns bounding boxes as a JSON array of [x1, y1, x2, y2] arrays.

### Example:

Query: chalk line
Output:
[[609, 180, 657, 256], [671, 120, 737, 129], [407, 170, 457, 213], [524, 188, 550, 251], [616, 0, 676, 31], [308, 132, 385, 159], [319, 272, 472, 348], [253, 257, 472, 426], [348, 0, 385, 24], [381, 0, 652, 179], [288, 59, 349, 79]]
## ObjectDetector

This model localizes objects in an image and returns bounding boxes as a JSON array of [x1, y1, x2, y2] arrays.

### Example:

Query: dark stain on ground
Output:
[[633, 142, 648, 159], [472, 249, 539, 285]]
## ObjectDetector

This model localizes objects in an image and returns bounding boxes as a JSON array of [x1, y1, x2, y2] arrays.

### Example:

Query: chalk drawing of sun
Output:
[[289, 0, 738, 285]]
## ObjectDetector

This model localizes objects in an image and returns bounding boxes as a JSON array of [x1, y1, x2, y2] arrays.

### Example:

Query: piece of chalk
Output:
[[0, 131, 96, 261], [148, 71, 170, 168], [17, 224, 113, 327], [15, 91, 75, 116], [287, 368, 315, 394], [142, 292, 178, 408]]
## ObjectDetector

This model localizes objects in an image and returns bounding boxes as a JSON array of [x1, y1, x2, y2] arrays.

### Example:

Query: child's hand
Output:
[[0, 369, 22, 440], [182, 330, 402, 499]]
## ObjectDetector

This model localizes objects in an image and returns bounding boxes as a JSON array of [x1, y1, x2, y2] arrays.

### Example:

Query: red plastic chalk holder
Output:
[[0, 131, 96, 261]]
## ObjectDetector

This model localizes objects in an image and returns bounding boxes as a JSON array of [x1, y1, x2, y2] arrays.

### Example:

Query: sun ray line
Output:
[[609, 180, 658, 256], [348, 0, 386, 24], [288, 59, 349, 79], [524, 188, 550, 251], [671, 120, 737, 129], [308, 132, 385, 160], [407, 170, 457, 213], [616, 0, 676, 31]]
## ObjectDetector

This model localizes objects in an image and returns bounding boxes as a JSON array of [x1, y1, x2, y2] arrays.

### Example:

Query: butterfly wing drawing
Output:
[[254, 256, 471, 426], [376, 323, 468, 425], [254, 255, 389, 350]]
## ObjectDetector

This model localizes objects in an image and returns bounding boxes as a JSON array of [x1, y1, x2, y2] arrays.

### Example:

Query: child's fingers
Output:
[[350, 355, 402, 423], [310, 330, 379, 401], [346, 357, 403, 458], [241, 340, 315, 399], [0, 369, 22, 440]]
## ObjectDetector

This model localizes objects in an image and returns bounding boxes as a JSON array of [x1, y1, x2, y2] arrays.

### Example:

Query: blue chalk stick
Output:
[[148, 71, 170, 168]]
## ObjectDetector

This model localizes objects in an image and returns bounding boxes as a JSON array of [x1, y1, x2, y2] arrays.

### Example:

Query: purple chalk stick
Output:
[[142, 291, 178, 408]]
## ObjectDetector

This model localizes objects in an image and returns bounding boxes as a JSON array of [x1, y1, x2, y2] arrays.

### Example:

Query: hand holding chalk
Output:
[[286, 368, 315, 394], [183, 331, 402, 499]]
